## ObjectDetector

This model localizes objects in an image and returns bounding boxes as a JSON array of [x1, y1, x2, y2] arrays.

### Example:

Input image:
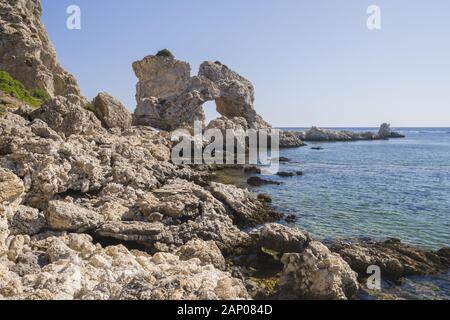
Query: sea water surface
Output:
[[217, 127, 450, 299], [263, 128, 450, 250]]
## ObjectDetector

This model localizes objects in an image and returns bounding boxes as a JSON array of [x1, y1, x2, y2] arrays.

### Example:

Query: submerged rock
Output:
[[247, 177, 281, 187]]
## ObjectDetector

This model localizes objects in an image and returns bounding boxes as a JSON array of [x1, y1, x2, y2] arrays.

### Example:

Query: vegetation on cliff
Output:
[[0, 70, 49, 108], [156, 49, 175, 58]]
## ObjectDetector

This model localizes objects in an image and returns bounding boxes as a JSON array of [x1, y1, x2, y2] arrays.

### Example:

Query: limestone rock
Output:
[[0, 0, 83, 101], [331, 239, 450, 280], [9, 205, 46, 236], [96, 221, 164, 242], [0, 169, 24, 205], [46, 201, 104, 232], [279, 241, 359, 300], [378, 123, 405, 138], [133, 55, 191, 100], [133, 56, 271, 131], [92, 92, 132, 129], [253, 223, 311, 254], [176, 239, 226, 270], [31, 96, 103, 137], [0, 233, 250, 300], [210, 182, 281, 226]]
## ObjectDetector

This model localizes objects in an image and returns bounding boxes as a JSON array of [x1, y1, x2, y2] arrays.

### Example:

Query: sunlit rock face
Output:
[[0, 0, 83, 101], [133, 56, 270, 131]]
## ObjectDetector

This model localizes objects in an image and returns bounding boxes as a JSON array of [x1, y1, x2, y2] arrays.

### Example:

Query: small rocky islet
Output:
[[0, 0, 447, 300]]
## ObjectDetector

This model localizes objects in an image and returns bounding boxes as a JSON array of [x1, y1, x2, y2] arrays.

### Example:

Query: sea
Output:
[[218, 127, 450, 299]]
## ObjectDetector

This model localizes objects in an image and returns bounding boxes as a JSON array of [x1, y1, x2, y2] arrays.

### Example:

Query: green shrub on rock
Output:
[[156, 49, 174, 58], [0, 70, 48, 107]]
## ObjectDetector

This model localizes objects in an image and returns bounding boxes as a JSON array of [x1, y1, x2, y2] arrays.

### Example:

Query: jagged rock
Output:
[[176, 239, 226, 270], [210, 182, 281, 226], [46, 201, 104, 232], [139, 179, 225, 220], [92, 92, 132, 129], [31, 96, 103, 137], [199, 61, 257, 126], [279, 241, 359, 300], [279, 131, 306, 148], [378, 123, 405, 138], [287, 124, 405, 142], [133, 55, 192, 100], [9, 205, 46, 236], [0, 233, 250, 300], [96, 221, 164, 242], [133, 56, 271, 131], [252, 223, 311, 254], [331, 239, 450, 280], [0, 169, 24, 205], [0, 0, 83, 101]]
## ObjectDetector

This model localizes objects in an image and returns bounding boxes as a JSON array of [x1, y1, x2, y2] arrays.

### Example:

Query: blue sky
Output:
[[42, 0, 450, 127]]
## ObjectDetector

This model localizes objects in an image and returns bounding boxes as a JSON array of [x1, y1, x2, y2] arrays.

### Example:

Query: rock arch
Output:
[[132, 56, 270, 131]]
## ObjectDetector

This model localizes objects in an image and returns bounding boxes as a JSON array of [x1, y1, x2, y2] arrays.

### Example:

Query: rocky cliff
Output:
[[0, 0, 83, 102]]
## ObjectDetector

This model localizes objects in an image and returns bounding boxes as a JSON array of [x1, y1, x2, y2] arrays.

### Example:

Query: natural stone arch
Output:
[[132, 56, 270, 131]]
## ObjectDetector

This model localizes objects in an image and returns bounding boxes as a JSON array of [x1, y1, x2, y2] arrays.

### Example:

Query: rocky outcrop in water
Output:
[[331, 239, 450, 281], [282, 124, 405, 143], [0, 0, 83, 102]]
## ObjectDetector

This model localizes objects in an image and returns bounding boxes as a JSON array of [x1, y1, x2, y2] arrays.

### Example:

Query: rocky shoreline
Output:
[[0, 0, 447, 300]]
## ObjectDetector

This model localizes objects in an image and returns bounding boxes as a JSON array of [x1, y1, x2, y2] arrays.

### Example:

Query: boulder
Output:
[[46, 201, 104, 232], [278, 241, 359, 300], [9, 205, 46, 236], [31, 96, 103, 137], [176, 239, 226, 270], [92, 92, 132, 129], [210, 182, 282, 226], [253, 223, 311, 254]]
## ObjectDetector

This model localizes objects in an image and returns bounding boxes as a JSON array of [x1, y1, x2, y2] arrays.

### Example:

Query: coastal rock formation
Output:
[[92, 93, 132, 129], [331, 239, 450, 280], [176, 239, 227, 270], [252, 223, 311, 254], [0, 233, 249, 300], [278, 241, 359, 300], [0, 0, 83, 101], [278, 124, 405, 147], [299, 124, 405, 142], [133, 56, 270, 131], [378, 123, 405, 138], [1, 0, 440, 301]]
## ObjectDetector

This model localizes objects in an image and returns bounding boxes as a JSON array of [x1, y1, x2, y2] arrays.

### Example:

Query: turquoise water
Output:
[[256, 128, 450, 250]]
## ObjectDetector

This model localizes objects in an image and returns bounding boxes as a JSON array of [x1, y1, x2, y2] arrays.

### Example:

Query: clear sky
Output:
[[41, 0, 450, 127]]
